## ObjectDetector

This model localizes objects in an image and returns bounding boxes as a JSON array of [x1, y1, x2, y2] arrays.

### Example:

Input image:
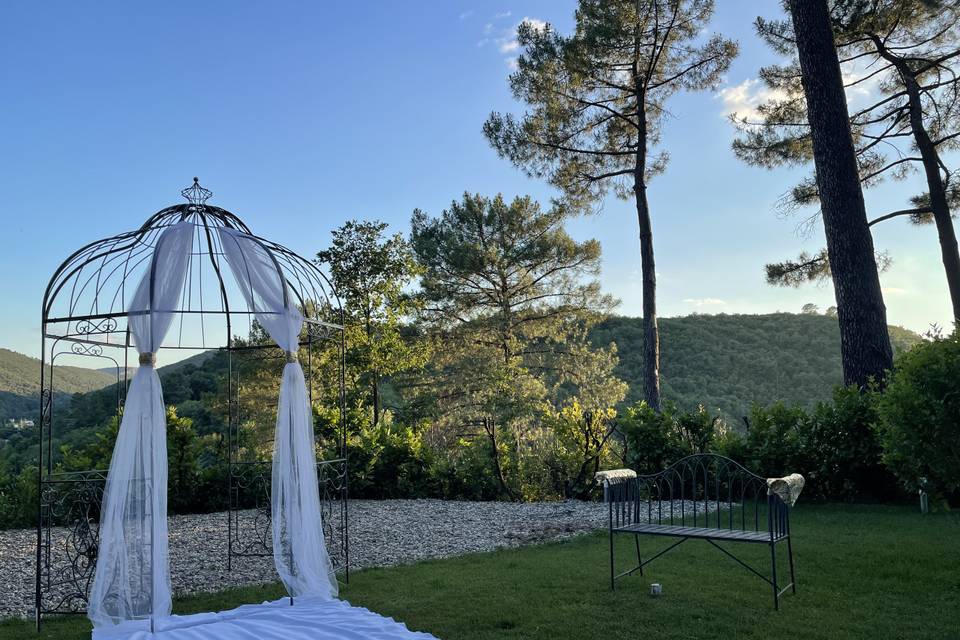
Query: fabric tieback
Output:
[[285, 351, 298, 364], [139, 352, 157, 367]]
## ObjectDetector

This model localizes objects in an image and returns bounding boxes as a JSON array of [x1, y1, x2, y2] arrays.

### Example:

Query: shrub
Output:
[[542, 402, 620, 499], [874, 332, 960, 501], [801, 386, 896, 501], [617, 401, 685, 475], [739, 402, 806, 477]]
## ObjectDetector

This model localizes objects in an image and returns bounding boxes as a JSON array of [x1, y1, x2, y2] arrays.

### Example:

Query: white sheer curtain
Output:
[[89, 222, 194, 628], [218, 227, 338, 599]]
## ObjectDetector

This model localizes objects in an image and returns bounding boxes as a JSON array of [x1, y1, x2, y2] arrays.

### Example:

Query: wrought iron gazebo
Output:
[[35, 179, 349, 628]]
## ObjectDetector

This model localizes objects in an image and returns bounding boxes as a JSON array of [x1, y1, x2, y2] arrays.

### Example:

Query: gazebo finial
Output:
[[181, 177, 213, 205]]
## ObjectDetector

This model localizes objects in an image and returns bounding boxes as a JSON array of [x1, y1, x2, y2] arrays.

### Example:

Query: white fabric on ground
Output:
[[89, 222, 195, 627], [218, 228, 338, 599], [91, 597, 438, 640]]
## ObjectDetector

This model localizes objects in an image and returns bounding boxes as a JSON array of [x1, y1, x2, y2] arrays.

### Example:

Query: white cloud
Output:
[[717, 78, 789, 121], [498, 39, 520, 54], [683, 297, 727, 307], [520, 16, 547, 31], [719, 64, 884, 123], [494, 10, 512, 19], [491, 16, 547, 60], [459, 9, 474, 20], [842, 61, 885, 108]]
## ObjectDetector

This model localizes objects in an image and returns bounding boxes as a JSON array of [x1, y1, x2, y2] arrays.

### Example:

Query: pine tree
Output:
[[484, 0, 737, 410]]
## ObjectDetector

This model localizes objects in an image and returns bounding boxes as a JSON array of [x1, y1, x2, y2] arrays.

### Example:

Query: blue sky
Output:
[[0, 1, 951, 361]]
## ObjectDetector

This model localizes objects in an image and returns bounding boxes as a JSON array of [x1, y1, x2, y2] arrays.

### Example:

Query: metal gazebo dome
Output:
[[42, 178, 343, 350], [35, 180, 349, 627]]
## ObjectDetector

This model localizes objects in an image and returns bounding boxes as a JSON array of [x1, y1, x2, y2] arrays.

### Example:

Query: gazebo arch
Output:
[[35, 179, 349, 629]]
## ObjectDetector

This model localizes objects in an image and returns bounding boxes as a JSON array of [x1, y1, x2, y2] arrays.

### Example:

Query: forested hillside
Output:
[[0, 348, 115, 421], [591, 314, 922, 423]]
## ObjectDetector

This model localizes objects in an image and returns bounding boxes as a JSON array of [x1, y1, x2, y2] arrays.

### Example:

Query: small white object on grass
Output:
[[649, 583, 662, 597]]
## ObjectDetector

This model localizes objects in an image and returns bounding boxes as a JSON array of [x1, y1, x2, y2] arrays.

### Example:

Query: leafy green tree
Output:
[[317, 220, 428, 426], [411, 193, 625, 498], [483, 0, 737, 411], [874, 331, 960, 502], [734, 0, 960, 322]]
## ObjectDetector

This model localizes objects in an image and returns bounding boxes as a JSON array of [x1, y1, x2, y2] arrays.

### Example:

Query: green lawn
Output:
[[4, 504, 957, 639]]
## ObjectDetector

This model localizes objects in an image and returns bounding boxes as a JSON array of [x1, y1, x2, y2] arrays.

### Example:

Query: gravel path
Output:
[[3, 498, 713, 620]]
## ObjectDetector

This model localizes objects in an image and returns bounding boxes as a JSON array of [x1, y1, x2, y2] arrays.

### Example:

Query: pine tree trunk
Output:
[[634, 106, 661, 411], [871, 36, 960, 324], [635, 183, 661, 410], [788, 0, 893, 387]]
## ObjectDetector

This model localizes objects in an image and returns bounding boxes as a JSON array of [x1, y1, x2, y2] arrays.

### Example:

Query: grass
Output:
[[3, 504, 957, 639]]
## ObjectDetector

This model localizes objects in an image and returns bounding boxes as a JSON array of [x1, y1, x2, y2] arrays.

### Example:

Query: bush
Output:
[[618, 401, 685, 475], [739, 402, 806, 477], [875, 332, 960, 501], [618, 401, 723, 474], [801, 386, 896, 501]]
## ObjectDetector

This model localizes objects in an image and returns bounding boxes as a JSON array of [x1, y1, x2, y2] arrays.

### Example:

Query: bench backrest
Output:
[[607, 454, 789, 539]]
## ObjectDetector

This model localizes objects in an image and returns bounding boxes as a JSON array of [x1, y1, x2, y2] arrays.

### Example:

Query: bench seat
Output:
[[613, 522, 783, 543]]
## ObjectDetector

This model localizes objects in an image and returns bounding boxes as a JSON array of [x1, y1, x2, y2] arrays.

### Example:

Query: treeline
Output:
[[1, 195, 957, 527], [593, 314, 921, 423], [4, 0, 960, 524]]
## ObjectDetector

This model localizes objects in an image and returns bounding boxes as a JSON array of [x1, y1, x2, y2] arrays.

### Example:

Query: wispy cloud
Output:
[[684, 297, 727, 307], [494, 10, 512, 19], [842, 60, 885, 108], [717, 78, 789, 121], [459, 9, 474, 21], [499, 39, 520, 54], [719, 63, 883, 123], [493, 17, 548, 69]]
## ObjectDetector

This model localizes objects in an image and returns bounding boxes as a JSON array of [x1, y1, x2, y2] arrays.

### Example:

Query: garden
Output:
[[1, 0, 959, 639]]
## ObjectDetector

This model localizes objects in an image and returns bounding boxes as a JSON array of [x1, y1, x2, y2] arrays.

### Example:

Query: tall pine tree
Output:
[[484, 0, 737, 411]]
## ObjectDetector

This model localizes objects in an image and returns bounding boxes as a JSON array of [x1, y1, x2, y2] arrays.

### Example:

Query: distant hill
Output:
[[0, 348, 116, 420], [590, 313, 923, 424]]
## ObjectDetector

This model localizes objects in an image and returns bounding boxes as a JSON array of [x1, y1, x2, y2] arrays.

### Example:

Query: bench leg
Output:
[[635, 534, 643, 576], [609, 527, 615, 591], [787, 536, 796, 594], [770, 542, 779, 611]]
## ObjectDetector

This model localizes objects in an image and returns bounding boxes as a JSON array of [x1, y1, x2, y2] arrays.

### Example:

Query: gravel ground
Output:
[[3, 498, 715, 620]]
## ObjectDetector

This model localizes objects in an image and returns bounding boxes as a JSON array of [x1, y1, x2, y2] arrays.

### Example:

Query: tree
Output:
[[783, 0, 894, 388], [874, 330, 960, 501], [734, 0, 960, 323], [316, 220, 427, 426], [410, 193, 625, 498], [483, 0, 737, 411]]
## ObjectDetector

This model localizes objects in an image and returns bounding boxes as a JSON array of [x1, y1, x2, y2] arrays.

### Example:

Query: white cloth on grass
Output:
[[91, 597, 438, 640], [88, 222, 194, 627]]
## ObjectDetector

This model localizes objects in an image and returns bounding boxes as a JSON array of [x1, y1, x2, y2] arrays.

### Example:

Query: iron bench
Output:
[[604, 454, 797, 609]]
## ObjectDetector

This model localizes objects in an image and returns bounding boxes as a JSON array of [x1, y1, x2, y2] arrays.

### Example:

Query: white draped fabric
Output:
[[218, 227, 338, 599], [92, 597, 437, 640], [89, 222, 194, 627]]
